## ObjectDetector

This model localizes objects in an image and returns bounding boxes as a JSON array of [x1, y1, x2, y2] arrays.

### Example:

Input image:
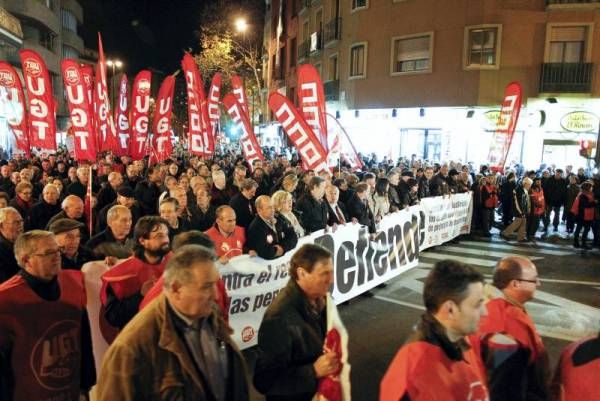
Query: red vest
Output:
[[570, 192, 595, 221], [205, 225, 246, 258], [0, 270, 86, 401], [530, 189, 545, 216], [100, 253, 171, 305], [380, 341, 489, 401], [555, 336, 600, 401]]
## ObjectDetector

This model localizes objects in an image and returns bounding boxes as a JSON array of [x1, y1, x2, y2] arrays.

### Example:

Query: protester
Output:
[[159, 197, 190, 240], [564, 175, 579, 234], [96, 171, 123, 212], [323, 184, 350, 227], [247, 195, 298, 260], [28, 183, 61, 230], [190, 186, 217, 231], [347, 182, 376, 234], [501, 177, 532, 242], [0, 207, 23, 283], [229, 178, 258, 230], [372, 177, 391, 222], [572, 181, 597, 249], [528, 177, 546, 241], [46, 194, 89, 243], [85, 205, 134, 260], [380, 260, 488, 401], [134, 165, 162, 215], [49, 218, 93, 270], [8, 181, 34, 229], [205, 205, 247, 263], [96, 185, 141, 232], [273, 189, 305, 238]]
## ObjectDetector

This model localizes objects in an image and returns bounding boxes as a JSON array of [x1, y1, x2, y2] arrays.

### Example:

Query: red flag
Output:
[[151, 75, 175, 163], [114, 74, 130, 157], [0, 62, 30, 156], [94, 33, 118, 153], [19, 49, 56, 151], [207, 72, 222, 138], [61, 59, 97, 161], [223, 93, 264, 170], [129, 70, 152, 160], [297, 64, 329, 152], [231, 75, 249, 119], [181, 54, 213, 157], [488, 82, 522, 172], [80, 64, 95, 133], [268, 92, 329, 172]]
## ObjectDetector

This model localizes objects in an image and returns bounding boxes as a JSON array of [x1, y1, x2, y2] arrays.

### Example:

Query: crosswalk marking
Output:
[[436, 245, 545, 260], [460, 241, 572, 256], [486, 237, 574, 250], [419, 252, 497, 267]]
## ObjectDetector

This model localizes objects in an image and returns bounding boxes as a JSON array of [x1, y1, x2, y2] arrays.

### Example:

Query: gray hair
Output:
[[14, 230, 54, 267], [107, 205, 131, 223], [163, 245, 216, 288], [62, 195, 83, 210], [0, 207, 20, 224], [43, 183, 59, 195], [522, 177, 533, 187]]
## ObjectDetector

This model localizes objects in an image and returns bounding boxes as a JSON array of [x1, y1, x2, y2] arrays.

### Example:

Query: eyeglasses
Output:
[[31, 249, 61, 258], [516, 277, 539, 284]]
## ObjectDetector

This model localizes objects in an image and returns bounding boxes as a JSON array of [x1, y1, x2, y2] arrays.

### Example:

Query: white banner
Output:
[[222, 194, 472, 349]]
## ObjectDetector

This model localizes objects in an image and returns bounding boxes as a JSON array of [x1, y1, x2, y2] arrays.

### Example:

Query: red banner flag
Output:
[[231, 75, 249, 119], [80, 64, 95, 134], [181, 54, 213, 157], [297, 64, 329, 153], [114, 74, 130, 157], [129, 70, 152, 160], [62, 59, 97, 161], [223, 93, 264, 170], [207, 72, 222, 138], [151, 75, 175, 163], [19, 49, 56, 151], [0, 62, 30, 156], [268, 92, 329, 172], [488, 82, 523, 172], [94, 33, 118, 153]]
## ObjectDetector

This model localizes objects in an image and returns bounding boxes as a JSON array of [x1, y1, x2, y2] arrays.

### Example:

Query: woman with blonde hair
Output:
[[272, 190, 305, 238]]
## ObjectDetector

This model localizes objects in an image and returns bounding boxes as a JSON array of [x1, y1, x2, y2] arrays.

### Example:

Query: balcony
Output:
[[324, 80, 339, 101], [61, 28, 84, 53], [298, 39, 310, 60], [539, 62, 593, 93], [61, 0, 83, 23], [324, 18, 341, 44], [5, 0, 60, 34]]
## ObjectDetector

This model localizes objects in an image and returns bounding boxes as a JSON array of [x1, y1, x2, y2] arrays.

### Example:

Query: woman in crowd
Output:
[[372, 178, 391, 222], [528, 177, 546, 241], [480, 175, 498, 237], [272, 190, 305, 238]]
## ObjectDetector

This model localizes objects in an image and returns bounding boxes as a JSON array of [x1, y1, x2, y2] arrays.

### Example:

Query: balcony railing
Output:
[[539, 62, 593, 93], [324, 80, 339, 101], [323, 18, 341, 43], [298, 39, 310, 60], [546, 0, 600, 4]]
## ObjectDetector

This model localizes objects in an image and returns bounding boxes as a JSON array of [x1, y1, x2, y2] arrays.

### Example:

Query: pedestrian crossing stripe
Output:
[[419, 252, 498, 267], [485, 237, 574, 250], [459, 241, 572, 256], [436, 245, 546, 260]]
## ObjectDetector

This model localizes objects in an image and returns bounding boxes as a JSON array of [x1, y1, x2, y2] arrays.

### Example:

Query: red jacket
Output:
[[205, 225, 246, 258], [530, 188, 546, 216], [552, 336, 600, 401]]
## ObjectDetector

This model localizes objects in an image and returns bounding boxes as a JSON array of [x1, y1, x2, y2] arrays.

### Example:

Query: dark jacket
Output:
[[8, 197, 32, 230], [229, 193, 256, 230], [190, 203, 217, 231], [388, 184, 402, 211], [295, 195, 329, 234], [346, 193, 376, 233], [95, 185, 117, 212], [543, 176, 567, 207], [397, 181, 412, 207], [211, 184, 234, 207], [134, 180, 161, 216], [28, 200, 61, 230], [0, 234, 19, 284], [430, 173, 450, 197], [60, 246, 93, 271], [254, 279, 326, 401], [246, 215, 298, 260], [326, 202, 349, 226], [96, 201, 142, 234], [417, 177, 431, 199], [46, 210, 90, 244], [85, 229, 134, 260], [67, 180, 87, 200], [512, 186, 531, 218]]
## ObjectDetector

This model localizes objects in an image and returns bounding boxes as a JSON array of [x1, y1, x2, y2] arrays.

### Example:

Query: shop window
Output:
[[391, 32, 433, 75], [464, 25, 502, 69], [349, 42, 367, 79]]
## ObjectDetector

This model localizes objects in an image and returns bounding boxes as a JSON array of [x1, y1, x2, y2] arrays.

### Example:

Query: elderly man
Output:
[[96, 172, 124, 212], [170, 184, 193, 225], [86, 205, 134, 260], [247, 195, 297, 260], [101, 216, 171, 330], [229, 178, 258, 229], [380, 260, 488, 401], [501, 177, 533, 242], [325, 184, 350, 226], [190, 187, 217, 231], [46, 194, 89, 243], [0, 207, 23, 283], [29, 183, 61, 230], [159, 197, 190, 240], [296, 176, 329, 234], [472, 256, 550, 401], [67, 166, 91, 200], [0, 230, 95, 400], [49, 218, 92, 270], [254, 244, 338, 401], [211, 169, 233, 207], [205, 205, 247, 264], [96, 185, 141, 233], [346, 182, 377, 234], [96, 245, 249, 401], [8, 181, 34, 229]]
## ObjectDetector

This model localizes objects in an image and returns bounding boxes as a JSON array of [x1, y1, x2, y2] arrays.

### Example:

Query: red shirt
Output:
[[553, 336, 600, 401], [205, 225, 246, 258]]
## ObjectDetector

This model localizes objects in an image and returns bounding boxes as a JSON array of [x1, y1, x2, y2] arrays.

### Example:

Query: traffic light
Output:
[[579, 139, 596, 159]]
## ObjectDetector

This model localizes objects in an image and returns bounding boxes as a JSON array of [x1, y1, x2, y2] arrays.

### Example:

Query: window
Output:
[[315, 9, 323, 32], [328, 54, 338, 81], [548, 26, 588, 63], [464, 25, 502, 69], [62, 45, 79, 60], [39, 31, 55, 51], [290, 37, 297, 67], [302, 20, 309, 41], [391, 33, 433, 75], [349, 42, 367, 79], [351, 0, 368, 11], [60, 9, 77, 33]]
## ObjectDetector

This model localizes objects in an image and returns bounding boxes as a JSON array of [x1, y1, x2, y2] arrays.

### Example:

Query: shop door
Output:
[[400, 129, 442, 161]]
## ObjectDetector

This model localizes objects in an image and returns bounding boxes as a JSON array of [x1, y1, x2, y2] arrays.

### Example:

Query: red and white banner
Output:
[[207, 72, 222, 137], [268, 92, 329, 172], [80, 64, 94, 109], [19, 49, 56, 151], [94, 33, 118, 153], [182, 54, 213, 157], [129, 70, 152, 160], [487, 82, 522, 172], [231, 75, 249, 120], [61, 59, 97, 161], [114, 74, 130, 157], [151, 75, 175, 163], [223, 93, 264, 170], [326, 113, 363, 171], [297, 64, 329, 153], [0, 62, 30, 156]]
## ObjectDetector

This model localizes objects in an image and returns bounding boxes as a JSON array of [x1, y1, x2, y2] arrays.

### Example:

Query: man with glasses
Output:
[[0, 207, 24, 283], [0, 230, 95, 400], [472, 256, 550, 401], [100, 216, 172, 332]]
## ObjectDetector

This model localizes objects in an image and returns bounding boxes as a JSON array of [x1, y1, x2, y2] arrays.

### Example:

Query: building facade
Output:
[[263, 0, 600, 169]]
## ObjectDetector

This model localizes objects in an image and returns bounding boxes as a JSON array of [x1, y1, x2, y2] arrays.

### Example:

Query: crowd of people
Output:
[[0, 148, 597, 401]]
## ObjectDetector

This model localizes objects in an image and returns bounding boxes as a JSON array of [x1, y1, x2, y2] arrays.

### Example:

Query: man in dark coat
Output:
[[430, 165, 451, 197], [325, 184, 350, 226], [29, 183, 61, 230], [66, 166, 90, 200], [95, 172, 123, 212], [543, 169, 568, 232], [418, 166, 433, 199], [85, 205, 134, 260], [346, 182, 376, 234], [229, 178, 258, 230], [254, 244, 340, 401], [46, 195, 90, 244], [295, 176, 329, 234], [49, 218, 93, 270], [247, 195, 298, 260], [134, 165, 162, 216], [0, 207, 23, 283], [96, 186, 141, 233]]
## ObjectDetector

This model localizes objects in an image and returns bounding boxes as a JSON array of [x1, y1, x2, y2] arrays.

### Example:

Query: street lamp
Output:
[[235, 18, 248, 33], [106, 59, 123, 109]]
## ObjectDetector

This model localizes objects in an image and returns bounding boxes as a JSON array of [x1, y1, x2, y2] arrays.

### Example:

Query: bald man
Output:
[[46, 195, 90, 243], [205, 205, 247, 264], [472, 256, 550, 401]]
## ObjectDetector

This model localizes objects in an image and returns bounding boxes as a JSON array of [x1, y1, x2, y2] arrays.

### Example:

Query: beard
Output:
[[146, 243, 171, 258]]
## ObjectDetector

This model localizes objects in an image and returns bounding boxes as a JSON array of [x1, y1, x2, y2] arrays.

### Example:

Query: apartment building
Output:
[[263, 0, 600, 168]]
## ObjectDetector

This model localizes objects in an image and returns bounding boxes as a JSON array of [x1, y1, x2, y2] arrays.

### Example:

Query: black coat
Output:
[[134, 180, 161, 216], [0, 233, 19, 284], [46, 210, 90, 244], [430, 173, 450, 197], [246, 215, 298, 260], [326, 202, 349, 226], [254, 279, 326, 401], [96, 201, 142, 234], [66, 181, 87, 200], [346, 193, 376, 233], [229, 193, 256, 229], [418, 177, 431, 199], [543, 176, 568, 207], [189, 203, 217, 231], [95, 185, 117, 212], [85, 228, 133, 259], [295, 195, 329, 234], [28, 200, 61, 230]]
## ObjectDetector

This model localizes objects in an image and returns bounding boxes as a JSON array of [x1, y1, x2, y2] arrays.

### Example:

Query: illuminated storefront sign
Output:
[[560, 111, 599, 133]]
